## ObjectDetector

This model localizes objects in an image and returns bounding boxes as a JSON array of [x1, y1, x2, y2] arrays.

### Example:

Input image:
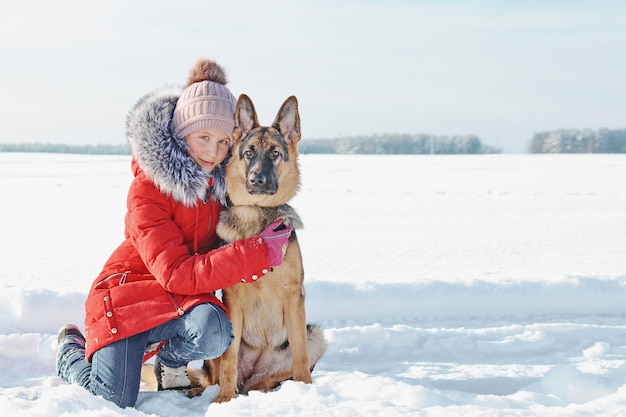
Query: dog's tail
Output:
[[304, 324, 327, 372]]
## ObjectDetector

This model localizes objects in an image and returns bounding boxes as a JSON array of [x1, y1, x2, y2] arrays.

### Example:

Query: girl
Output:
[[56, 58, 291, 409]]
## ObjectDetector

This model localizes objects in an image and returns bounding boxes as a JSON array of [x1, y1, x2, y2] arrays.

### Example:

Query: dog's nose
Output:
[[249, 173, 266, 185]]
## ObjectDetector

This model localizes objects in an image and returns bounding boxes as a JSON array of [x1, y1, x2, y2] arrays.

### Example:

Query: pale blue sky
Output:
[[1, 0, 625, 152]]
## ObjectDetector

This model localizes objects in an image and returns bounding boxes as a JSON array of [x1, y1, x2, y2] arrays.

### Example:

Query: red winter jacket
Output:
[[83, 87, 271, 360]]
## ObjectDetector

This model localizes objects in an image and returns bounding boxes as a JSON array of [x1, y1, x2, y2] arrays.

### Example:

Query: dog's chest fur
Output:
[[216, 205, 303, 242]]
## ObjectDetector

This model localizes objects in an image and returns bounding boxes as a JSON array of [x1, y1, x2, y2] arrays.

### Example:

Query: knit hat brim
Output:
[[175, 114, 236, 142]]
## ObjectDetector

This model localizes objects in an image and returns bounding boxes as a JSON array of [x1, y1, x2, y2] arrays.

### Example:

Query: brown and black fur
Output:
[[189, 94, 326, 403]]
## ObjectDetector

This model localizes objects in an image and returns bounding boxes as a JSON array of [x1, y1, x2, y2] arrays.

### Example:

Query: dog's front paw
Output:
[[213, 390, 237, 403]]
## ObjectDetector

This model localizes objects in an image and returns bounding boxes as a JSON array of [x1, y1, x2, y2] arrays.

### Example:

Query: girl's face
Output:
[[185, 128, 231, 172]]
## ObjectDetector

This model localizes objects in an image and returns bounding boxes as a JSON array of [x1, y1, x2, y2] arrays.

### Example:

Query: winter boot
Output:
[[154, 357, 192, 391], [57, 324, 86, 345], [56, 324, 88, 383]]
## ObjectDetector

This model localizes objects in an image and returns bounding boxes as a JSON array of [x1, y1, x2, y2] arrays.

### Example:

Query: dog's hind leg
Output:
[[241, 324, 327, 393]]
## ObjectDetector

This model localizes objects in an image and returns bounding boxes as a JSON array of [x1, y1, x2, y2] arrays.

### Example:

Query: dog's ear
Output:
[[273, 96, 300, 144], [234, 94, 258, 139]]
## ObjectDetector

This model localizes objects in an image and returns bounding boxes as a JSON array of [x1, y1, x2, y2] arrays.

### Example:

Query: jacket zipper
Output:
[[193, 193, 212, 255], [168, 293, 185, 316], [96, 271, 183, 315], [194, 204, 199, 254], [94, 271, 131, 288]]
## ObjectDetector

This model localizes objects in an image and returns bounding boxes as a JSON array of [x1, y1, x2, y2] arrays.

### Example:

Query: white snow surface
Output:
[[1, 152, 626, 416]]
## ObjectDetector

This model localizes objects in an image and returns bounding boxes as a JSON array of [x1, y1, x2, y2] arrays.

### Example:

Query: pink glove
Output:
[[260, 219, 293, 267]]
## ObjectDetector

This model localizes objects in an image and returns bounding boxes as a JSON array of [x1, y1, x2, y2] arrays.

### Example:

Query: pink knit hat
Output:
[[172, 58, 236, 140]]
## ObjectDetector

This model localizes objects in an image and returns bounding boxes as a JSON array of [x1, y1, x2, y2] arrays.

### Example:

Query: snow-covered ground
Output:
[[1, 152, 626, 416]]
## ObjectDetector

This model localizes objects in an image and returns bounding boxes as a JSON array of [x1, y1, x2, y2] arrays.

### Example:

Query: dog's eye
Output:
[[244, 149, 254, 159], [271, 149, 281, 159]]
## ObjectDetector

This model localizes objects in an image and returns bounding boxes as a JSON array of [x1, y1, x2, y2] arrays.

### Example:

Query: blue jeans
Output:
[[56, 302, 233, 408]]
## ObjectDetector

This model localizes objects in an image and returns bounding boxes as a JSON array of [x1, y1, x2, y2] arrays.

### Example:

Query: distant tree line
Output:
[[299, 134, 500, 154], [1, 134, 500, 155], [4, 130, 626, 155], [529, 128, 626, 153], [0, 142, 130, 154]]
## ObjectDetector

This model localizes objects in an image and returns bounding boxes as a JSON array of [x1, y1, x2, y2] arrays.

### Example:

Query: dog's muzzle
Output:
[[247, 173, 278, 195]]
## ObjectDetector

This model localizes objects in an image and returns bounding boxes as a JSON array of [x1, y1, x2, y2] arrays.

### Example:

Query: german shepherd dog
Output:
[[189, 94, 326, 403]]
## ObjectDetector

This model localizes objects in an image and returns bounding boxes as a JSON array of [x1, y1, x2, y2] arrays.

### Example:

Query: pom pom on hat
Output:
[[186, 59, 228, 86], [173, 58, 236, 140]]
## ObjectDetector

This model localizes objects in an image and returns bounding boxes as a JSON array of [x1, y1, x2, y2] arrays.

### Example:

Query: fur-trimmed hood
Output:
[[125, 86, 228, 206]]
